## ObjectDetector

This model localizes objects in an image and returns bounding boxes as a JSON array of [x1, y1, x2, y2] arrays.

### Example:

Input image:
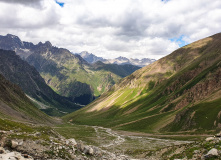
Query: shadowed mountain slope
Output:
[[0, 34, 140, 105], [0, 73, 56, 124], [64, 33, 221, 133], [0, 49, 81, 116]]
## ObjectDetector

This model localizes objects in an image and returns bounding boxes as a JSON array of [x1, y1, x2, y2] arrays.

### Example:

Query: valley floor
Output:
[[0, 119, 220, 160], [54, 123, 215, 159]]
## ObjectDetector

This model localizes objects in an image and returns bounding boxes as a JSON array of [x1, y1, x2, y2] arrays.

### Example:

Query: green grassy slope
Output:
[[26, 45, 140, 105], [0, 49, 81, 116], [0, 74, 56, 124], [64, 33, 221, 133]]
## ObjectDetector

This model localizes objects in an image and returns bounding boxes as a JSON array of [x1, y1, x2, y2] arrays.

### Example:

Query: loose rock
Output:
[[11, 140, 18, 149], [205, 137, 214, 141], [206, 148, 218, 157]]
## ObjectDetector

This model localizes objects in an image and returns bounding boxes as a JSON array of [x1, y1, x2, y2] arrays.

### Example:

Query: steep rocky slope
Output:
[[0, 49, 81, 116], [0, 73, 55, 124], [64, 33, 221, 133], [0, 34, 140, 105], [26, 43, 140, 105]]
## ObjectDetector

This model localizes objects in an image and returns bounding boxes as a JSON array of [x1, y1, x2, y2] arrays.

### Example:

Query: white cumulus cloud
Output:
[[0, 0, 220, 59]]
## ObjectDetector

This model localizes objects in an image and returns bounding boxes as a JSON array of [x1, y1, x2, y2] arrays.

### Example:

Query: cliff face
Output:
[[0, 49, 81, 116], [64, 33, 221, 133]]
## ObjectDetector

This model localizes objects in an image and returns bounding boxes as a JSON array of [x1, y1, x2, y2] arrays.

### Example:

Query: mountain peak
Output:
[[78, 52, 156, 67], [79, 51, 105, 64], [6, 34, 20, 39], [80, 51, 91, 57], [45, 41, 52, 47], [37, 41, 52, 48], [0, 34, 24, 50], [116, 56, 129, 61]]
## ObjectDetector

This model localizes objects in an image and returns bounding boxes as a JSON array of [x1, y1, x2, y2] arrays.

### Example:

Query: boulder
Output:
[[69, 138, 77, 146], [206, 148, 218, 156], [11, 140, 18, 149], [205, 137, 214, 141]]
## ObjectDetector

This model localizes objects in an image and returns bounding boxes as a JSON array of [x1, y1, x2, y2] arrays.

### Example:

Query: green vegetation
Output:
[[54, 123, 98, 145], [26, 46, 140, 105], [0, 118, 56, 141], [64, 33, 221, 134], [0, 49, 81, 116], [0, 73, 56, 124]]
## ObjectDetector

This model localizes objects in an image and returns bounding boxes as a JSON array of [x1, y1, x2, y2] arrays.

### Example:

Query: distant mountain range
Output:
[[0, 34, 140, 107], [65, 33, 221, 133], [78, 51, 156, 67]]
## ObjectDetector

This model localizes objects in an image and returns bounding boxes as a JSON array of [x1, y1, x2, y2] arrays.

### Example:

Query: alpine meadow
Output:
[[0, 0, 221, 159]]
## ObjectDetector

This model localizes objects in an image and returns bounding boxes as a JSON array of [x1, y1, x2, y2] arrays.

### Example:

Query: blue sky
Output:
[[170, 35, 188, 48], [55, 0, 64, 7]]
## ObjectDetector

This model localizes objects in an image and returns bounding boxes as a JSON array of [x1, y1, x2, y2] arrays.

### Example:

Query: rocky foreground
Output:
[[0, 129, 131, 160], [145, 133, 221, 160], [1, 127, 221, 160]]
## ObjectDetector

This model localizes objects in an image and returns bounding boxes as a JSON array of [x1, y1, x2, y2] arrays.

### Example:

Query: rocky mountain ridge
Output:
[[78, 51, 156, 67], [0, 49, 81, 116], [1, 33, 221, 160], [65, 32, 221, 133], [0, 34, 140, 105]]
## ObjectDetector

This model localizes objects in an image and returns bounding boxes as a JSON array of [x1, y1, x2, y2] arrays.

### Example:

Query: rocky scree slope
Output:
[[64, 33, 221, 133], [0, 49, 81, 116], [0, 34, 140, 105]]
